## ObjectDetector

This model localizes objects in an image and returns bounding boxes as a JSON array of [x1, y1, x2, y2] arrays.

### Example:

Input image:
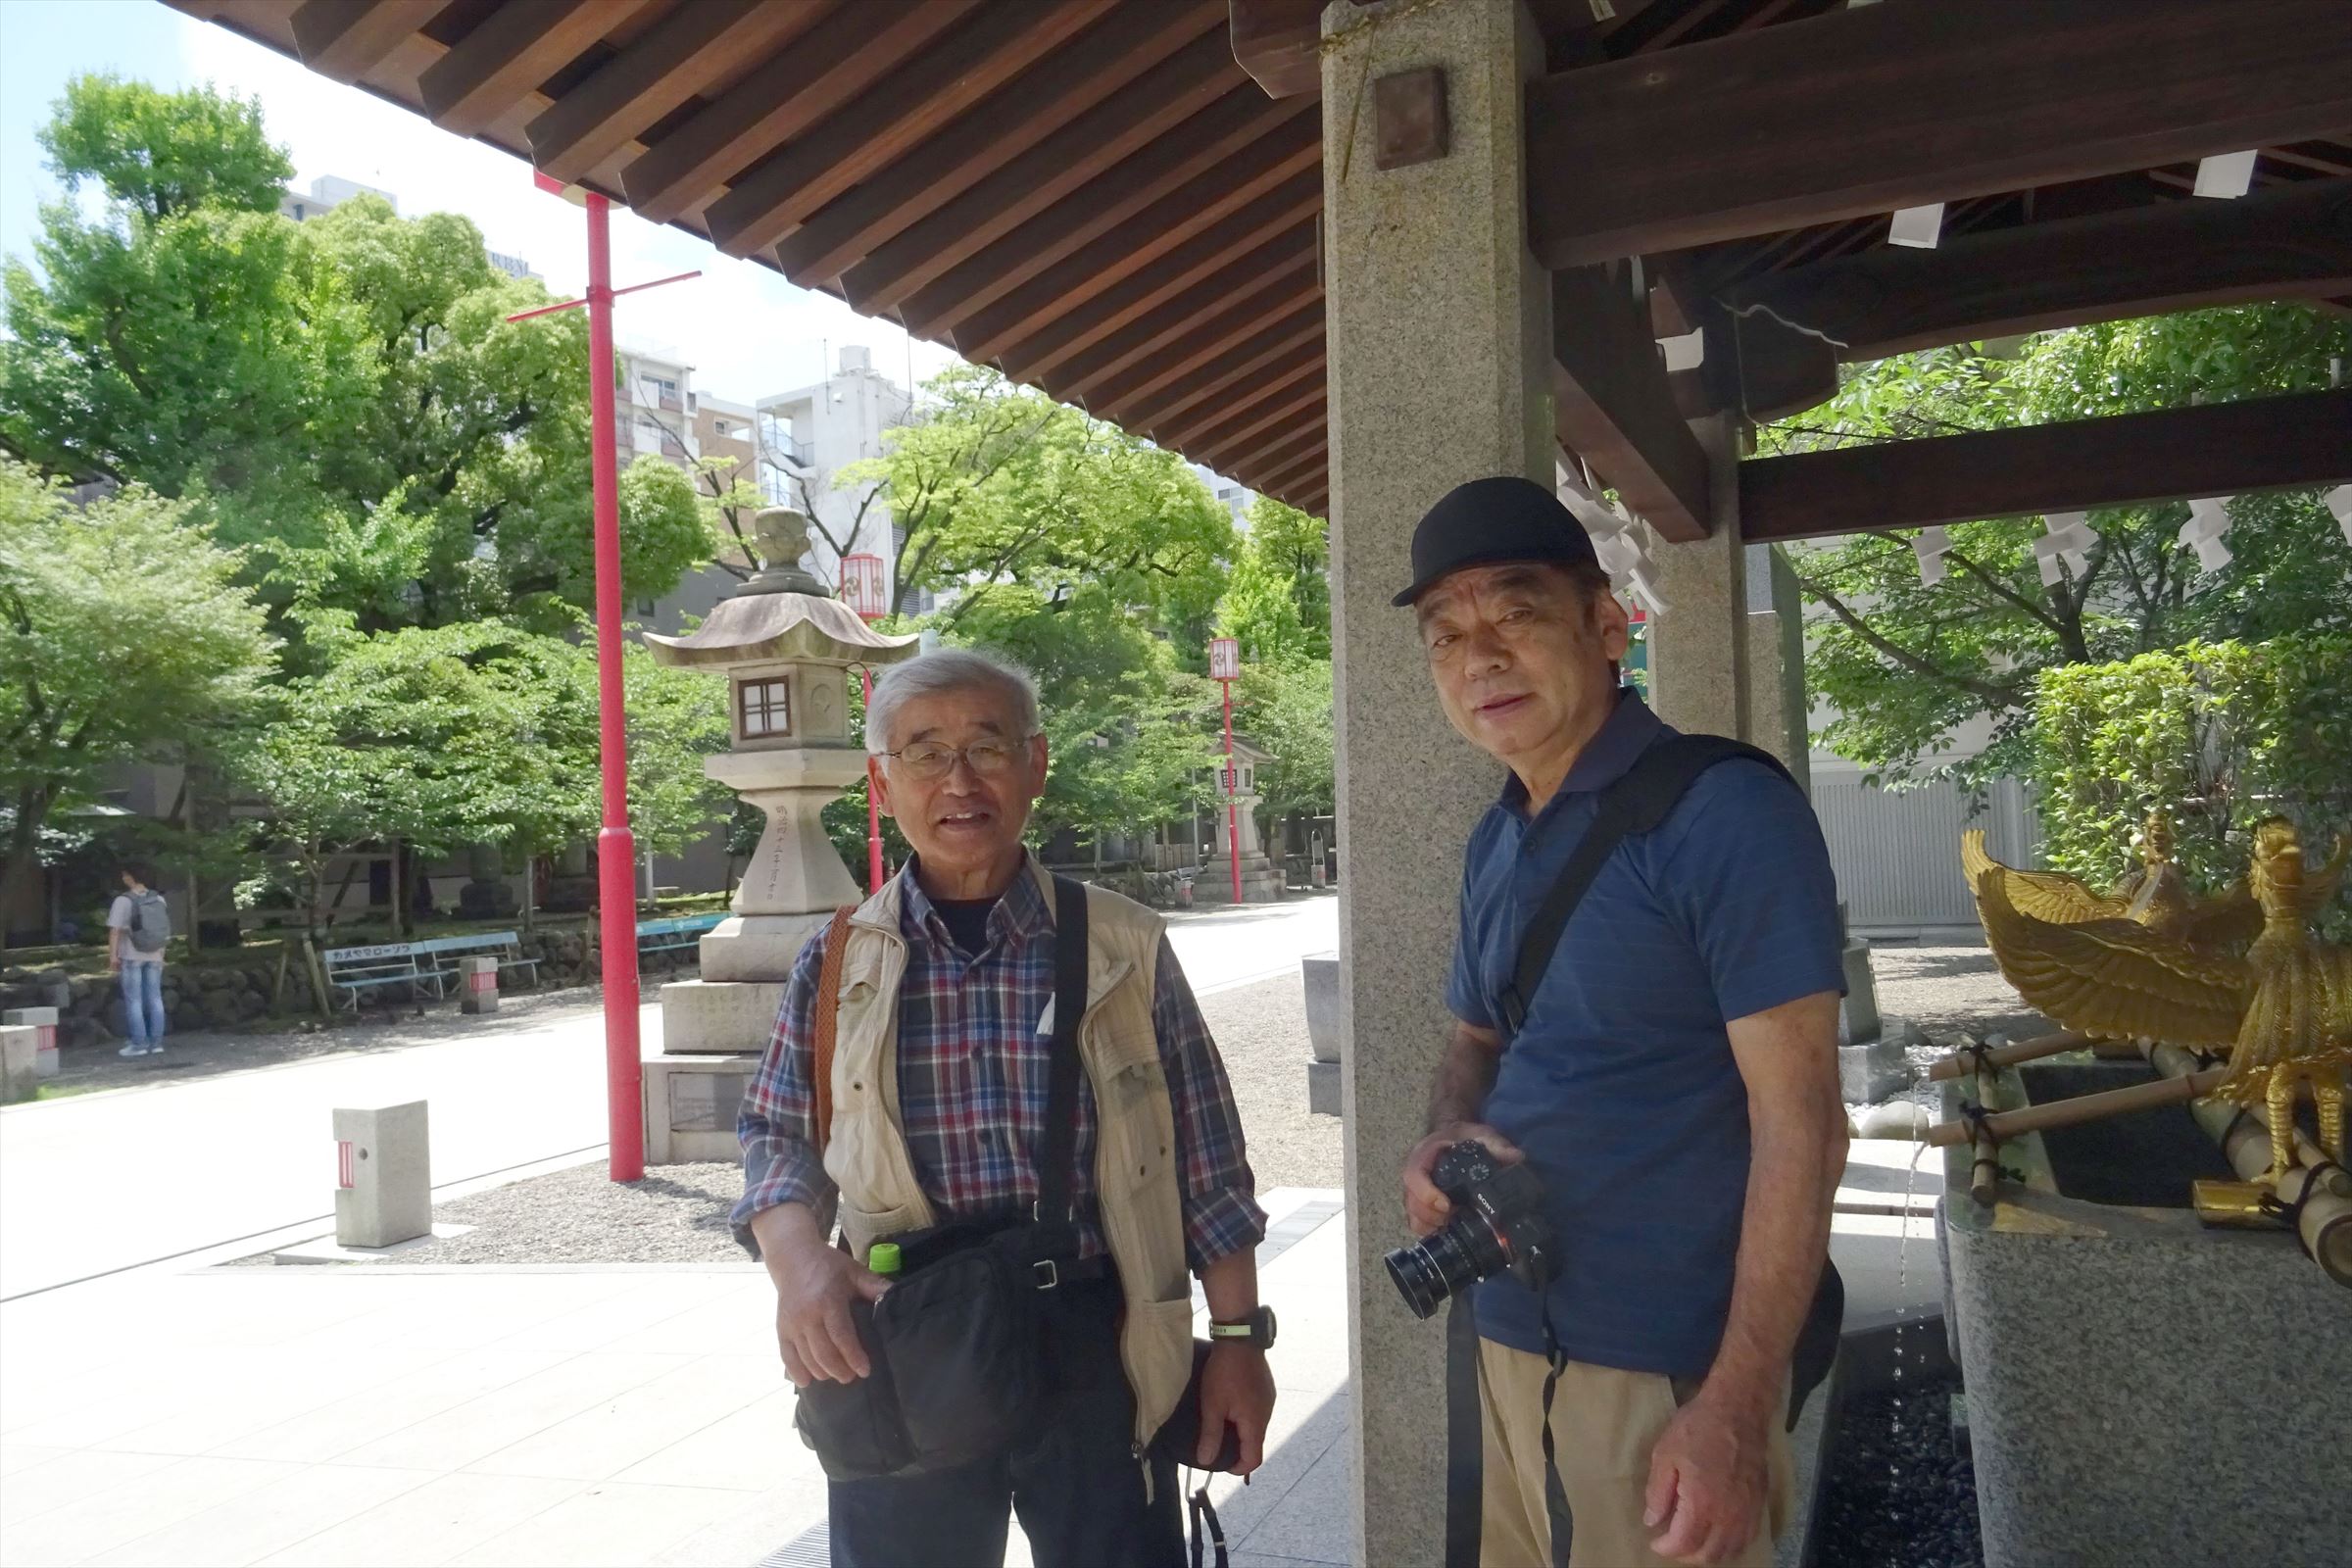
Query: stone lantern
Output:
[[636, 507, 917, 1159], [1195, 734, 1283, 904]]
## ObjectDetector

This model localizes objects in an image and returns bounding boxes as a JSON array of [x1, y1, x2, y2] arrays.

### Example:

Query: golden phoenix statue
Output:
[[1971, 816, 2352, 1179], [1960, 808, 2262, 948]]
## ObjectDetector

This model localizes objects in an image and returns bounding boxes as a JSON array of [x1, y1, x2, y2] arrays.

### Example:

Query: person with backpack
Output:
[[1394, 478, 1848, 1568], [106, 862, 172, 1058]]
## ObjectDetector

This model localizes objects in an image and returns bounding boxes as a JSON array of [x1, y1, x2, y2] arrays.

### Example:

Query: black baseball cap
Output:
[[1391, 475, 1600, 608]]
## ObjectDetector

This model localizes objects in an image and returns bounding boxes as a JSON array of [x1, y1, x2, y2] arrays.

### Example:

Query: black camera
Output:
[[1384, 1141, 1555, 1320]]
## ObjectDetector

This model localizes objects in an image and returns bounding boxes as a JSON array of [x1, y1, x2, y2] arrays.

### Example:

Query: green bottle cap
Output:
[[867, 1242, 902, 1276]]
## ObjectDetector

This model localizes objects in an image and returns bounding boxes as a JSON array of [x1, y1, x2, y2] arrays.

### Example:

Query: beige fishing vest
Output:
[[821, 858, 1194, 1454]]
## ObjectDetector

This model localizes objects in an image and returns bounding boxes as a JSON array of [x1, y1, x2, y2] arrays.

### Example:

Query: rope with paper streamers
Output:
[[2178, 496, 2235, 577]]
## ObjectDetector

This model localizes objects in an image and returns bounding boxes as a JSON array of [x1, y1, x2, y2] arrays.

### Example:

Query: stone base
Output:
[[1307, 1057, 1341, 1117], [1938, 1066, 2352, 1568], [1839, 1037, 1907, 1104], [644, 1049, 760, 1165], [1193, 857, 1283, 905], [659, 978, 788, 1056], [333, 1102, 430, 1250], [1301, 955, 1340, 1064], [1837, 940, 1881, 1046], [698, 911, 835, 983]]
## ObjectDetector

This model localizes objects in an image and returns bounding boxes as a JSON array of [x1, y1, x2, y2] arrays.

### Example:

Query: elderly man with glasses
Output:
[[733, 647, 1274, 1568]]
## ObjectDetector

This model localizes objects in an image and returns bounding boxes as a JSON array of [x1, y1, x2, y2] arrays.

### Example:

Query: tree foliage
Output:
[[0, 462, 277, 935], [2032, 636, 2352, 939], [1217, 496, 1330, 667], [1769, 305, 2352, 789]]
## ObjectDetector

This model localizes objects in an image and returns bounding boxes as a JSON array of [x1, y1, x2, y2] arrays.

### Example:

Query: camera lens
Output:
[[1383, 1222, 1487, 1319]]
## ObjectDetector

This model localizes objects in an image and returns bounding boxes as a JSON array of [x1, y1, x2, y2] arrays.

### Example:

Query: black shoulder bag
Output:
[[795, 875, 1100, 1481], [1443, 735, 1845, 1568]]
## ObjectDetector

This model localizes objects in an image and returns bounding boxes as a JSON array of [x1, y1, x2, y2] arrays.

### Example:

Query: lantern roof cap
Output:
[[643, 591, 919, 668]]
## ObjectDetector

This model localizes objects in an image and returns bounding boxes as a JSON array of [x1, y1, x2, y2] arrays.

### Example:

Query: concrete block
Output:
[[1306, 1058, 1341, 1117], [3, 1006, 60, 1080], [1838, 941, 1881, 1045], [643, 1051, 759, 1164], [658, 978, 788, 1056], [457, 956, 499, 1014], [333, 1101, 431, 1249], [697, 911, 831, 984], [1300, 955, 1340, 1064], [1839, 1036, 1909, 1104], [0, 1023, 37, 1103]]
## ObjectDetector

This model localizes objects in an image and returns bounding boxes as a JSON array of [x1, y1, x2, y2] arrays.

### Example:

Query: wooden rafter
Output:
[[1060, 233, 1319, 402], [1739, 389, 2352, 540], [1552, 267, 1711, 541], [1527, 0, 2352, 265], [418, 0, 648, 138], [1711, 178, 2352, 419], [290, 0, 449, 83]]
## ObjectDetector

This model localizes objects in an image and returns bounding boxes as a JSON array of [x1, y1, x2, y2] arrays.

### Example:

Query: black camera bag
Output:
[[793, 876, 1093, 1482]]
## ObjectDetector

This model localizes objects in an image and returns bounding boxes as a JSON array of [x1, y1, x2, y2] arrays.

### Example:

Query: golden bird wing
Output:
[[1961, 829, 2126, 925], [1976, 870, 2249, 1048], [2185, 878, 2264, 951]]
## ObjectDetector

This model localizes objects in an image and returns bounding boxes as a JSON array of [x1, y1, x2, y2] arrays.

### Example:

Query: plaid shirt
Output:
[[733, 858, 1264, 1270]]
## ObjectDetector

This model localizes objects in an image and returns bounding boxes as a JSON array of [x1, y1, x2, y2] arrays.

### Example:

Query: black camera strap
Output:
[[1446, 732, 1838, 1568], [1035, 874, 1091, 1242]]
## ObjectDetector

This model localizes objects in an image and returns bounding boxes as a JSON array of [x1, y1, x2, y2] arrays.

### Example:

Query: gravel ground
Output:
[[1812, 1365, 1984, 1568], [247, 949, 2038, 1266], [1867, 944, 2053, 1110]]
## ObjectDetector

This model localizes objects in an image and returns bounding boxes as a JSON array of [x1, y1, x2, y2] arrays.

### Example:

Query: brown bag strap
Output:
[[810, 906, 856, 1156]]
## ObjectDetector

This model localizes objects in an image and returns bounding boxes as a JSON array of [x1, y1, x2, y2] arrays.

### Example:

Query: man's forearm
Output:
[[1428, 1022, 1502, 1132], [1699, 1098, 1843, 1419], [749, 1200, 827, 1286], [1199, 1247, 1259, 1321]]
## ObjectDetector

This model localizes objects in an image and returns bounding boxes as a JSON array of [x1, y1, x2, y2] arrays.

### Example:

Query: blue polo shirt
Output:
[[1447, 690, 1843, 1378]]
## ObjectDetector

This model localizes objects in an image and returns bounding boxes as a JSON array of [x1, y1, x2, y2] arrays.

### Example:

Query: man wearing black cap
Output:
[[1394, 477, 1847, 1568]]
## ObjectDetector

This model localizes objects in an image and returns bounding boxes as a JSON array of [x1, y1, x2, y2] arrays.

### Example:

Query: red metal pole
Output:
[[1223, 678, 1241, 905], [863, 666, 884, 892], [585, 193, 645, 1182]]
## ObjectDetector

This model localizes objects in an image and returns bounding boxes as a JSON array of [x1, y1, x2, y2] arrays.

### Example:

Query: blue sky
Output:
[[0, 0, 960, 401]]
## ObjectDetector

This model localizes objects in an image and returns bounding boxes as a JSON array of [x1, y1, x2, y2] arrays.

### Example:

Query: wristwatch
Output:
[[1208, 1305, 1277, 1349]]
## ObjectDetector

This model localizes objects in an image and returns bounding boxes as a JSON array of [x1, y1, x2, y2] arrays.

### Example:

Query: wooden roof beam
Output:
[[620, 0, 979, 225], [1063, 238, 1319, 404], [1739, 388, 2352, 541], [1102, 301, 1325, 429], [1231, 416, 1325, 482], [1552, 266, 1711, 541], [291, 0, 451, 83], [1193, 378, 1325, 469], [1527, 0, 2352, 266], [419, 0, 647, 138], [704, 0, 1117, 260], [901, 90, 1313, 341], [1229, 0, 1322, 98], [1710, 177, 2352, 421], [524, 0, 827, 184], [841, 28, 1242, 313], [985, 169, 1321, 376], [772, 4, 1224, 287], [1252, 442, 1329, 498], [1142, 336, 1323, 449]]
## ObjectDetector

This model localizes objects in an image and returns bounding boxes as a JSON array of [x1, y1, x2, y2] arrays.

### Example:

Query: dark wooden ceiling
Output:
[[165, 0, 2352, 521]]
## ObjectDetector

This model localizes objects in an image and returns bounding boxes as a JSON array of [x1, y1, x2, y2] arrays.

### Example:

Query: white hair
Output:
[[865, 647, 1041, 757]]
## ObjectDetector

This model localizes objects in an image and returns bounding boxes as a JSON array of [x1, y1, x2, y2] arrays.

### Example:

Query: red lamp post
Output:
[[840, 553, 891, 893], [1208, 637, 1243, 905], [507, 176, 697, 1183]]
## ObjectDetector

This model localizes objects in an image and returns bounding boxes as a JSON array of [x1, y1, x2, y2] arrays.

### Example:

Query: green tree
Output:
[[621, 642, 736, 863], [0, 463, 276, 941], [36, 74, 291, 221], [1770, 305, 2352, 789], [839, 365, 1231, 635], [1235, 659, 1336, 824], [1217, 496, 1330, 666]]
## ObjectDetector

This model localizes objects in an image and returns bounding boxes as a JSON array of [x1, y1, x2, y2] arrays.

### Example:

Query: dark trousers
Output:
[[826, 1279, 1184, 1568]]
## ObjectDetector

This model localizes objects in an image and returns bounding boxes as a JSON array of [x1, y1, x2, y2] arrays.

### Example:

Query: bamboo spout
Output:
[[2148, 1043, 2352, 1288], [1924, 1064, 2229, 1148]]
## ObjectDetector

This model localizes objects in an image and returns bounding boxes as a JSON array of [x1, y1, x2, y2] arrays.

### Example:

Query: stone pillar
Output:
[[1743, 542, 1812, 796], [0, 1024, 38, 1104], [333, 1101, 430, 1249], [3, 1007, 61, 1080], [1645, 414, 1749, 739], [1323, 2, 1551, 1560], [457, 956, 499, 1015]]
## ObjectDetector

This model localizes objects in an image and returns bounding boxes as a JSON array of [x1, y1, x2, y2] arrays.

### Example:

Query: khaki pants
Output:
[[1477, 1338, 1791, 1568]]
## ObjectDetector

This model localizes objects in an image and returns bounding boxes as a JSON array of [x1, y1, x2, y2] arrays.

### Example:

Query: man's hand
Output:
[[770, 1240, 889, 1387], [1194, 1343, 1275, 1474], [1642, 1394, 1771, 1565], [1401, 1122, 1521, 1236], [749, 1202, 890, 1387]]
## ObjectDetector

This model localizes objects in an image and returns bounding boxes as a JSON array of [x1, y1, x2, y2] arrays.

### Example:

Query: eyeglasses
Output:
[[881, 736, 1035, 781]]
